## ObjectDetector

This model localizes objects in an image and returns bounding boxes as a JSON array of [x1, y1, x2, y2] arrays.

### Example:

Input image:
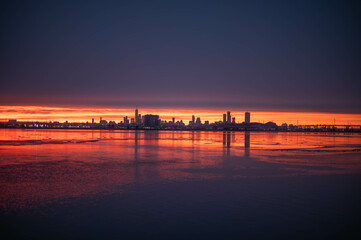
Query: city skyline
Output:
[[1, 105, 361, 125]]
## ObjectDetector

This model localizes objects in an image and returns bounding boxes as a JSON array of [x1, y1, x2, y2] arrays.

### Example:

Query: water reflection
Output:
[[222, 131, 250, 157], [222, 131, 231, 157], [134, 130, 139, 183], [0, 129, 360, 211], [245, 131, 250, 157]]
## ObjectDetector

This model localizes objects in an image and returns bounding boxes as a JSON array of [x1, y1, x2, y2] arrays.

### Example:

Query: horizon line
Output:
[[1, 105, 361, 125]]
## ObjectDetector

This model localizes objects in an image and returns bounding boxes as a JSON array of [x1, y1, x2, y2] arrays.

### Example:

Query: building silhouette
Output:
[[196, 117, 201, 125], [135, 108, 139, 124], [245, 112, 250, 123], [227, 111, 231, 123], [143, 114, 160, 127]]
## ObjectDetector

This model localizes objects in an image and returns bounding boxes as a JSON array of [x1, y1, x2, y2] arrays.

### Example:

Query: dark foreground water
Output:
[[1, 129, 361, 239]]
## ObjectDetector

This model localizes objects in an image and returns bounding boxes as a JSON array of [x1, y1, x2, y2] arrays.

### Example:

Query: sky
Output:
[[0, 0, 361, 122]]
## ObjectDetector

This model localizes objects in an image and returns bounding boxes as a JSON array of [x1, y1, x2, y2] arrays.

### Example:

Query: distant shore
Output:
[[1, 126, 360, 133]]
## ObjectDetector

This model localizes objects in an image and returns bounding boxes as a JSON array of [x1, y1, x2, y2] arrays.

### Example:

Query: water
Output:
[[1, 129, 360, 239]]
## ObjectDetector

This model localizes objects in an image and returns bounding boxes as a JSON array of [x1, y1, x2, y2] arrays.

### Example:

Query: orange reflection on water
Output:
[[0, 129, 361, 211]]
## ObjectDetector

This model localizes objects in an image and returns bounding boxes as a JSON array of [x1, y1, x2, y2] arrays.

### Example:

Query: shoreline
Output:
[[1, 127, 360, 133]]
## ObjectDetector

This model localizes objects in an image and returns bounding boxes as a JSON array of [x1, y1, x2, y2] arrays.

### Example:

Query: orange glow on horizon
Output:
[[0, 105, 361, 125]]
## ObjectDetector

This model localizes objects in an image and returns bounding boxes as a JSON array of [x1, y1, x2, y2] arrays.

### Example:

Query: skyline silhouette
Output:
[[1, 105, 361, 125], [2, 108, 361, 132]]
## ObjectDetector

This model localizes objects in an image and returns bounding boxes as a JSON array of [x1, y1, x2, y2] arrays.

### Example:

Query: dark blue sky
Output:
[[1, 0, 360, 112]]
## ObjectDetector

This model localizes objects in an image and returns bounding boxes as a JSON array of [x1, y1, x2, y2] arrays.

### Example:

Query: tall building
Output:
[[172, 117, 175, 124], [232, 117, 235, 124], [143, 114, 160, 127], [196, 117, 201, 125], [227, 111, 231, 123], [92, 118, 94, 124], [135, 108, 139, 124], [245, 112, 250, 123], [223, 114, 226, 123], [192, 115, 195, 124], [124, 116, 129, 125]]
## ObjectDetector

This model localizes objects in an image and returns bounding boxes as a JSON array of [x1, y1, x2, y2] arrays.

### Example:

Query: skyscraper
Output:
[[196, 117, 201, 125], [124, 116, 129, 125], [143, 114, 160, 127], [245, 112, 250, 123], [135, 108, 139, 124], [192, 115, 195, 124], [227, 111, 231, 123], [223, 114, 226, 123]]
